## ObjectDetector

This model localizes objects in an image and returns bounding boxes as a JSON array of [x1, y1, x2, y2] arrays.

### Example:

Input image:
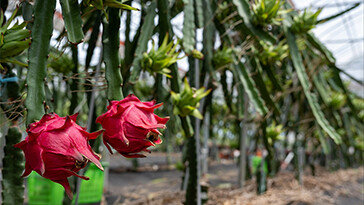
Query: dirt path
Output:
[[104, 154, 363, 205], [214, 167, 364, 205]]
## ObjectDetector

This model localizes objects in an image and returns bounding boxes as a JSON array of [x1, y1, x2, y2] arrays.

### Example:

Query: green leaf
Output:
[[284, 24, 342, 144], [191, 109, 203, 119], [195, 87, 211, 99], [60, 0, 84, 44], [105, 0, 139, 10]]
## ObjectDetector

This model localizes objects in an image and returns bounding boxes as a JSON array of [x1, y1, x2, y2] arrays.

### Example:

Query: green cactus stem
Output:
[[185, 55, 203, 205], [237, 89, 248, 188], [1, 127, 25, 205], [153, 0, 170, 102], [102, 8, 123, 100], [60, 0, 84, 44], [69, 46, 79, 114], [25, 0, 56, 124], [201, 0, 217, 82], [156, 0, 196, 199], [256, 154, 267, 194], [182, 0, 195, 54], [0, 66, 24, 205], [129, 2, 157, 84], [185, 129, 199, 204]]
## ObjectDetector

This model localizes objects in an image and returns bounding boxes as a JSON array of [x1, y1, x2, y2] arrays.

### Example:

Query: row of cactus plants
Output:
[[0, 0, 363, 204]]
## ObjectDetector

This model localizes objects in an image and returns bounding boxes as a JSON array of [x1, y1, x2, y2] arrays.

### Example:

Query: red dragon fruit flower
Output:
[[96, 94, 169, 158], [14, 113, 104, 199]]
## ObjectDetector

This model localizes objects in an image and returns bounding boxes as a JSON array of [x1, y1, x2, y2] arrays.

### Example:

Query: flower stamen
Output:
[[146, 131, 159, 143], [75, 157, 88, 169]]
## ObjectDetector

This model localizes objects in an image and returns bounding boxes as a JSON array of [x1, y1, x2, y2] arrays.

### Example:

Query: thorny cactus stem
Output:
[[102, 8, 123, 101], [1, 127, 24, 205], [69, 46, 79, 114], [0, 67, 25, 205], [1, 0, 55, 204], [25, 0, 56, 124]]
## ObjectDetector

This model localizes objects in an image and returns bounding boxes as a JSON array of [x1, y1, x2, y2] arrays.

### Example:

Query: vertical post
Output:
[[257, 151, 267, 194], [202, 111, 209, 175], [238, 92, 248, 188], [185, 57, 201, 205], [209, 103, 218, 160], [297, 135, 304, 186], [86, 47, 102, 132], [165, 128, 172, 165], [194, 58, 202, 205], [297, 147, 304, 185], [325, 139, 331, 169]]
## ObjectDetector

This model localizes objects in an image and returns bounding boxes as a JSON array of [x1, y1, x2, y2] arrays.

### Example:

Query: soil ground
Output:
[[104, 152, 364, 205]]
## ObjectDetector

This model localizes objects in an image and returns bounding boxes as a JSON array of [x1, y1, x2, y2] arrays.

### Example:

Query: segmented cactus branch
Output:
[[182, 0, 195, 54], [0, 67, 25, 205], [60, 0, 84, 44], [102, 8, 123, 100], [25, 0, 56, 124], [1, 127, 24, 205]]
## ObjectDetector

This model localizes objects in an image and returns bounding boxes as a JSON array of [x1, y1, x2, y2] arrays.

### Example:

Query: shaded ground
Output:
[[104, 153, 363, 205]]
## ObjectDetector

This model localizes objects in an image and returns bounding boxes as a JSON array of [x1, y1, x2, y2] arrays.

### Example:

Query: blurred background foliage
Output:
[[0, 0, 363, 204]]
